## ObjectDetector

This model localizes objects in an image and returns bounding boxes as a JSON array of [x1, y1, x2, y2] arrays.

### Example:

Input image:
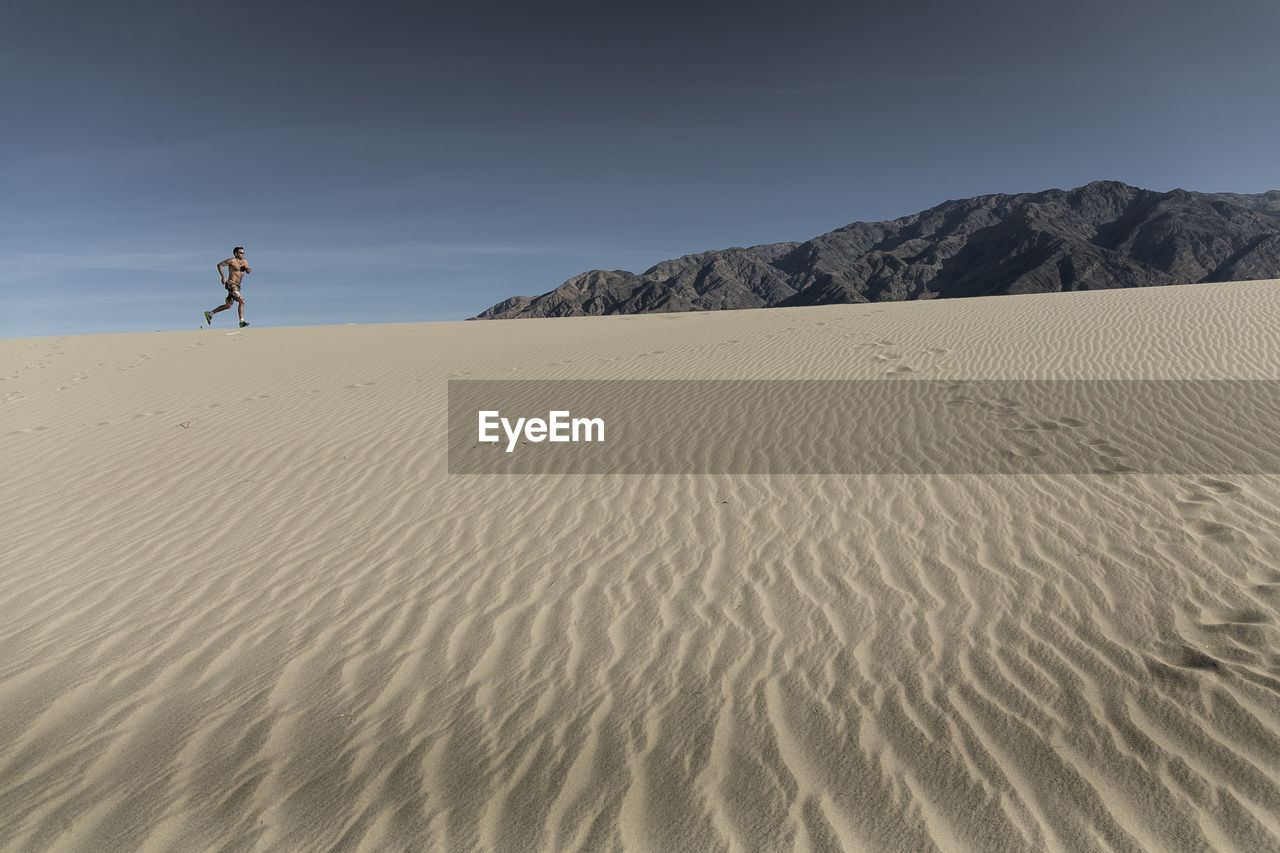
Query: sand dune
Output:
[[3, 281, 1280, 851]]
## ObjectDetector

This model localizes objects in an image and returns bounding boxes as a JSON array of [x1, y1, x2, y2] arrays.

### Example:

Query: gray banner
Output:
[[447, 380, 1280, 474]]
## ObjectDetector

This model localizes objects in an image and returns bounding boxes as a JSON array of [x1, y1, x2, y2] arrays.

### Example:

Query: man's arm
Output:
[[217, 259, 230, 283]]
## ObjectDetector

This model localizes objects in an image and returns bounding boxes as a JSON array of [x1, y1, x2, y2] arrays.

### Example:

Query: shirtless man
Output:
[[204, 247, 251, 327]]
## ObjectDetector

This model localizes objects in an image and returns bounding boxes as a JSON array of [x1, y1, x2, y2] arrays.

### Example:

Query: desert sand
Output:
[[3, 281, 1280, 852]]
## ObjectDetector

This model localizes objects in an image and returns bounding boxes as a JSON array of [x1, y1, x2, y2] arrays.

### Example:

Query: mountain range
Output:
[[474, 181, 1280, 319]]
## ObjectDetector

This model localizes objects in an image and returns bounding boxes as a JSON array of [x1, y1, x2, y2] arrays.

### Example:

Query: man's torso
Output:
[[225, 259, 249, 285]]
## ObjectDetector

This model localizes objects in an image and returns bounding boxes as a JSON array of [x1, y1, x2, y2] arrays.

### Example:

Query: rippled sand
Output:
[[4, 281, 1280, 851]]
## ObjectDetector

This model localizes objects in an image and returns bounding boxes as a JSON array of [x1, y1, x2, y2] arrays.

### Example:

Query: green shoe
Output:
[[239, 320, 249, 328], [204, 311, 212, 325]]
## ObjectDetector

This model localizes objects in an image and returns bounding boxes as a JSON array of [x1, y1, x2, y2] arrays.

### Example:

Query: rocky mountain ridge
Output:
[[474, 181, 1280, 319]]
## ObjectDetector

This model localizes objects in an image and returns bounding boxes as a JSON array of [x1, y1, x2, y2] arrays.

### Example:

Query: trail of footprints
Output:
[[854, 337, 951, 374], [939, 383, 1136, 474], [1144, 470, 1279, 684], [4, 349, 159, 407], [446, 323, 955, 374], [6, 378, 380, 435]]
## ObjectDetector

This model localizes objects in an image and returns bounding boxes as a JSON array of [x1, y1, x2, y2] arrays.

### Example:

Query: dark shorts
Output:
[[224, 284, 243, 301]]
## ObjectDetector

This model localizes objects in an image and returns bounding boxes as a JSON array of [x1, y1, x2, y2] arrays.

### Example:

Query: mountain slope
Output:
[[475, 181, 1280, 319]]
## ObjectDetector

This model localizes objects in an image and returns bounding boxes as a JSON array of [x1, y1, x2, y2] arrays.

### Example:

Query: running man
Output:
[[204, 247, 251, 327]]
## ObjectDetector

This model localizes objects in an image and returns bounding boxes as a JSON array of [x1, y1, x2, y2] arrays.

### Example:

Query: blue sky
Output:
[[4, 0, 1279, 337]]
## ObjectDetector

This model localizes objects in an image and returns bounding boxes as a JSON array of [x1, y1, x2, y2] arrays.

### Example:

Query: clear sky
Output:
[[4, 0, 1279, 337]]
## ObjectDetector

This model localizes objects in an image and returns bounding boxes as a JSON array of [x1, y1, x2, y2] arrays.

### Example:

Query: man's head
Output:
[[233, 247, 245, 257]]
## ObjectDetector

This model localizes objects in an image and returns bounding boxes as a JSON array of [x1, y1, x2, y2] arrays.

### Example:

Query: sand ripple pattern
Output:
[[3, 282, 1280, 851]]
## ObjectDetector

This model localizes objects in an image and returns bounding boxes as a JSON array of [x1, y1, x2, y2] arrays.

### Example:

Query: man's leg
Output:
[[235, 296, 245, 322]]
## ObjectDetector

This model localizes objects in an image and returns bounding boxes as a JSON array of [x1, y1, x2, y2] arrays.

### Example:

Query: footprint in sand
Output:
[[1175, 475, 1243, 504], [1000, 441, 1047, 459], [1217, 607, 1271, 624], [1006, 418, 1073, 432], [1093, 459, 1140, 474], [1183, 519, 1240, 542], [1173, 646, 1222, 671], [1176, 486, 1217, 504], [977, 400, 1021, 415], [1082, 438, 1125, 457], [1198, 477, 1241, 495], [1001, 420, 1041, 432], [1197, 607, 1272, 646], [1144, 654, 1205, 686]]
